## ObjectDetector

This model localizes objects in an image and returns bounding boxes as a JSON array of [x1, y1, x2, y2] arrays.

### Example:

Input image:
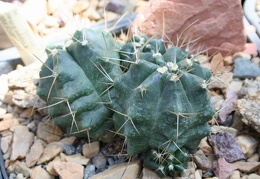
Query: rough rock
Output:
[[37, 142, 64, 164], [236, 135, 259, 158], [212, 158, 237, 179], [30, 166, 54, 179], [198, 137, 213, 155], [60, 153, 89, 165], [0, 118, 19, 132], [208, 132, 245, 162], [72, 0, 90, 14], [211, 126, 239, 138], [54, 161, 84, 179], [132, 0, 246, 55], [36, 122, 63, 143], [142, 168, 165, 179], [232, 161, 260, 173], [91, 160, 141, 179], [229, 170, 241, 179], [0, 74, 8, 101], [233, 58, 260, 78], [193, 150, 212, 170], [63, 144, 76, 155], [248, 174, 260, 179], [218, 88, 238, 124], [8, 161, 32, 178], [84, 164, 96, 179], [211, 95, 224, 112], [46, 156, 61, 176], [59, 136, 77, 145], [247, 153, 260, 162], [236, 78, 260, 133], [82, 141, 100, 158], [10, 125, 34, 161], [92, 152, 107, 169], [25, 139, 46, 167], [209, 72, 233, 90], [1, 134, 12, 157]]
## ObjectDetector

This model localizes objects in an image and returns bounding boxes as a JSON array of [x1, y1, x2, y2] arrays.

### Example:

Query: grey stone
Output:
[[107, 157, 115, 165], [83, 164, 95, 179], [105, 0, 125, 14], [63, 144, 76, 155], [92, 153, 107, 169], [208, 132, 245, 162], [233, 58, 260, 78]]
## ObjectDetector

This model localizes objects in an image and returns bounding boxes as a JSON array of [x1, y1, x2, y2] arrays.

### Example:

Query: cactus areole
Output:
[[37, 29, 215, 177]]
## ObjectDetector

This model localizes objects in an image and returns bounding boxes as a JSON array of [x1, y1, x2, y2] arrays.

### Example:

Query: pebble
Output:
[[105, 0, 125, 14], [0, 74, 8, 101], [247, 153, 260, 162], [233, 58, 260, 78], [54, 161, 84, 179], [72, 0, 90, 14], [82, 141, 100, 158], [0, 118, 19, 132], [107, 157, 115, 165], [236, 135, 259, 158], [37, 122, 63, 143], [229, 170, 241, 179], [20, 107, 34, 118], [212, 158, 237, 179], [8, 161, 31, 178], [91, 160, 141, 179], [83, 164, 96, 179], [248, 174, 260, 179], [208, 132, 245, 162], [10, 125, 34, 161], [30, 166, 54, 179], [232, 52, 251, 61], [211, 125, 239, 138], [209, 72, 233, 89], [25, 139, 46, 167], [60, 153, 89, 165], [92, 152, 107, 169], [193, 150, 212, 170], [232, 161, 260, 173], [37, 142, 64, 164], [198, 137, 213, 155], [46, 156, 61, 176], [63, 144, 76, 155], [142, 168, 160, 179], [0, 133, 12, 154]]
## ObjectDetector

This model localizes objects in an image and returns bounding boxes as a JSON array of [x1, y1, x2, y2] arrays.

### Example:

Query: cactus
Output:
[[37, 29, 214, 177], [37, 28, 122, 139], [112, 34, 214, 177]]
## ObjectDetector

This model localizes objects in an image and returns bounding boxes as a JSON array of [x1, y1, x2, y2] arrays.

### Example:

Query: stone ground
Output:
[[0, 0, 260, 179]]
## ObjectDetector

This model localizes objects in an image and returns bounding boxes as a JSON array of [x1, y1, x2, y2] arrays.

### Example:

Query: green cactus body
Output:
[[37, 28, 122, 139], [113, 34, 214, 176]]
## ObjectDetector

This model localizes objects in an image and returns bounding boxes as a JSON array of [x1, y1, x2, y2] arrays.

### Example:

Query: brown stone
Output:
[[132, 0, 246, 55], [26, 139, 46, 167], [82, 141, 100, 158], [30, 166, 54, 179], [0, 133, 12, 154], [46, 156, 61, 176], [8, 161, 32, 178], [54, 161, 84, 179], [232, 161, 260, 173], [91, 160, 141, 179], [0, 119, 19, 132], [37, 122, 63, 143], [60, 153, 90, 165], [10, 125, 34, 161], [236, 135, 259, 158], [37, 142, 64, 164]]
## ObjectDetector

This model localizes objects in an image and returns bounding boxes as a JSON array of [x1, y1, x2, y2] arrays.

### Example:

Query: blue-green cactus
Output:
[[37, 28, 122, 139], [37, 29, 214, 177], [112, 34, 214, 177]]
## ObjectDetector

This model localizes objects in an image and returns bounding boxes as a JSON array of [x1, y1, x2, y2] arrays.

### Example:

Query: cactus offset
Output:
[[112, 34, 214, 177], [37, 28, 122, 139]]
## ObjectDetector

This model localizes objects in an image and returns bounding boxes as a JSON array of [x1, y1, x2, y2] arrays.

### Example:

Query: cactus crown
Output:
[[37, 29, 214, 177]]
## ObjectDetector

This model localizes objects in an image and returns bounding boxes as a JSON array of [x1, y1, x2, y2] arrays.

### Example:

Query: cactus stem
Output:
[[156, 165, 166, 176], [133, 85, 147, 98], [108, 107, 140, 135]]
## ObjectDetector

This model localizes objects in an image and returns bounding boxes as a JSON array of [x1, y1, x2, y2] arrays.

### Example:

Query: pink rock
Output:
[[243, 43, 258, 56], [133, 0, 246, 55], [213, 158, 237, 179]]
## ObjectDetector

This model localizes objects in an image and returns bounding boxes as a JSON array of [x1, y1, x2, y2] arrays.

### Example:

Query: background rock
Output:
[[132, 0, 246, 55]]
